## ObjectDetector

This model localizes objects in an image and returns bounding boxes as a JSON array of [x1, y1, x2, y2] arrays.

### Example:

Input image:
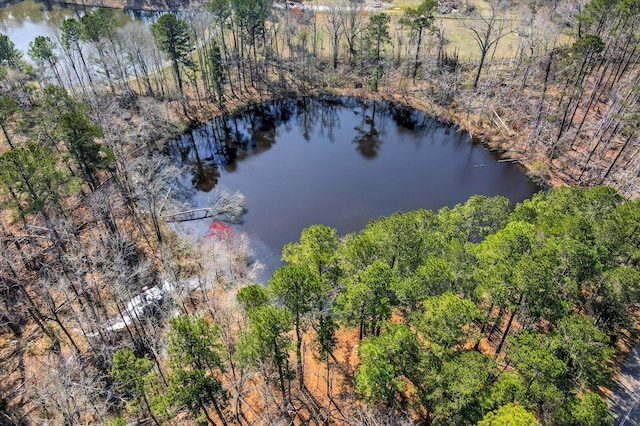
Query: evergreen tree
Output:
[[111, 348, 163, 426], [151, 14, 195, 95], [361, 14, 391, 91], [166, 314, 230, 426], [236, 305, 293, 410], [400, 0, 437, 82], [58, 111, 114, 190], [268, 263, 322, 388], [0, 33, 21, 67], [28, 36, 63, 86], [207, 41, 226, 108]]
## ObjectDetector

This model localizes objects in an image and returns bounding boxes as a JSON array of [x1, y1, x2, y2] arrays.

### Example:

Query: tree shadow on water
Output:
[[353, 102, 382, 159]]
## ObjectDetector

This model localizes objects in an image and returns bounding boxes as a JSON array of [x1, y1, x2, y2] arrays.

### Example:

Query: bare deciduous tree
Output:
[[128, 152, 184, 245], [31, 355, 111, 425], [465, 0, 515, 89]]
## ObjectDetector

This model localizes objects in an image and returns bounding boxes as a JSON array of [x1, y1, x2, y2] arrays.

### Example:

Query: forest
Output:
[[0, 0, 639, 424]]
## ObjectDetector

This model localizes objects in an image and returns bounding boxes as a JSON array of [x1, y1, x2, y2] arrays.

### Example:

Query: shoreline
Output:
[[177, 86, 555, 195], [89, 78, 638, 201]]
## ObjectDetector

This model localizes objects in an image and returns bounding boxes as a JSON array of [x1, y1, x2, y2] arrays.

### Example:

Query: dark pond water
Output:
[[169, 97, 540, 279]]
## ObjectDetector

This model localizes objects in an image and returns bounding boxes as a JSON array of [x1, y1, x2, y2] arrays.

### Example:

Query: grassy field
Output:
[[304, 0, 525, 60], [394, 0, 524, 59]]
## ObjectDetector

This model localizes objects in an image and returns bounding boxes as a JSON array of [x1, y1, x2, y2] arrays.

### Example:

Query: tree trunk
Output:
[[473, 48, 488, 89], [296, 318, 304, 390], [495, 293, 523, 355], [412, 27, 423, 82]]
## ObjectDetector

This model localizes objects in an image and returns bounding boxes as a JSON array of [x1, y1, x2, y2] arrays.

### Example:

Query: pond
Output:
[[169, 97, 540, 280]]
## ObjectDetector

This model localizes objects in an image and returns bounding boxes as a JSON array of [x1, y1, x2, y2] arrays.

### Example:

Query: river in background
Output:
[[169, 97, 541, 281]]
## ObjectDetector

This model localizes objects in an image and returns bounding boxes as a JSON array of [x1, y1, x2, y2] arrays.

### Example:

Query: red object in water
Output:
[[204, 220, 233, 240]]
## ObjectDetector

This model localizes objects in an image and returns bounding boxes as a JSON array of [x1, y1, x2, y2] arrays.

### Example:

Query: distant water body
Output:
[[0, 0, 155, 57]]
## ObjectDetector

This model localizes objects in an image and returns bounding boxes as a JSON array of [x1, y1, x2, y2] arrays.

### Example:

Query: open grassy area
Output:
[[304, 0, 524, 61], [437, 16, 522, 60], [288, 0, 567, 70], [399, 0, 523, 60]]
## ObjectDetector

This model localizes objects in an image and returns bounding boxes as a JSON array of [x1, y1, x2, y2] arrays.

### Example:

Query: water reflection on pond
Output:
[[169, 97, 540, 279]]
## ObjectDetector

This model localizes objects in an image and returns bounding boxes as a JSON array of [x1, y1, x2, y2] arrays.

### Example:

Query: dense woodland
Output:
[[0, 0, 640, 424]]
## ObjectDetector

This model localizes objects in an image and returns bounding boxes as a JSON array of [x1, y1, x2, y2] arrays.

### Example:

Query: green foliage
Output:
[[338, 210, 440, 278], [2, 0, 639, 418], [230, 0, 271, 45], [554, 314, 613, 388], [400, 0, 437, 32], [112, 348, 154, 397], [507, 330, 567, 392], [60, 18, 82, 51], [483, 371, 528, 412], [302, 186, 628, 423], [28, 36, 58, 68], [237, 304, 293, 365], [167, 314, 225, 371], [478, 403, 537, 425], [269, 263, 322, 329], [236, 304, 293, 390], [394, 256, 454, 310], [553, 391, 613, 426], [315, 314, 338, 361], [0, 33, 22, 67], [337, 227, 385, 276], [598, 199, 640, 266], [207, 41, 226, 107], [268, 262, 324, 385], [0, 142, 80, 217], [575, 0, 614, 29], [39, 84, 80, 116], [166, 314, 229, 424], [511, 185, 621, 231], [111, 349, 160, 418], [361, 13, 391, 91], [151, 14, 195, 93], [477, 220, 537, 265], [516, 249, 573, 324], [445, 194, 511, 243], [168, 368, 227, 425], [414, 291, 480, 348], [0, 94, 19, 132], [431, 351, 494, 425], [79, 8, 118, 43], [282, 224, 338, 277], [58, 111, 113, 188], [377, 211, 435, 277], [363, 14, 391, 59], [206, 0, 232, 21], [105, 416, 127, 426], [236, 283, 270, 313], [334, 260, 397, 339], [570, 34, 605, 58], [400, 0, 438, 81], [589, 266, 640, 331], [355, 323, 422, 407]]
